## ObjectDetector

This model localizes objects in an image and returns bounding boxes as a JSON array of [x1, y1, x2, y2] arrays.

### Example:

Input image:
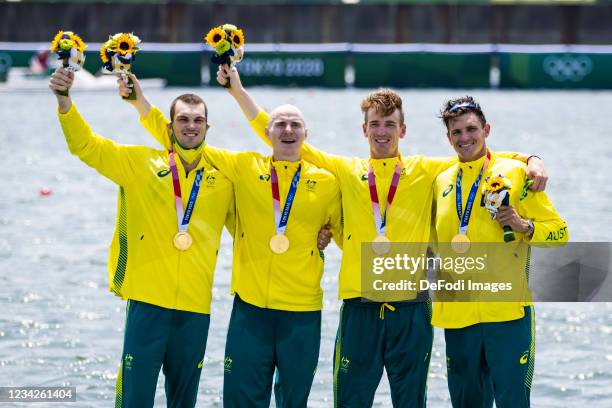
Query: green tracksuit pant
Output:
[[444, 305, 535, 408], [115, 299, 210, 408], [223, 295, 321, 408], [333, 297, 433, 408]]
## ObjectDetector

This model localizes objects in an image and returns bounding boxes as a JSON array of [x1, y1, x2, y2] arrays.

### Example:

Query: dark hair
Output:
[[170, 94, 208, 122], [440, 96, 486, 131], [361, 88, 404, 124]]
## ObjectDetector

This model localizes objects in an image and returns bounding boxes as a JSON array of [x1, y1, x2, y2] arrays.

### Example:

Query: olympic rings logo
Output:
[[542, 54, 593, 82]]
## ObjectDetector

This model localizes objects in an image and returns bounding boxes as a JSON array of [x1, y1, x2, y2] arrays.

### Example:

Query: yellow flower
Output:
[[50, 31, 64, 53], [100, 39, 114, 64], [205, 26, 226, 47], [51, 31, 87, 53], [100, 48, 108, 64], [72, 35, 87, 53], [230, 29, 245, 47], [486, 176, 505, 192], [113, 33, 139, 55]]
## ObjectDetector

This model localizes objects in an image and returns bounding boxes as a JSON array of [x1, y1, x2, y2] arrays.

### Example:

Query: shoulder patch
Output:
[[520, 179, 534, 201]]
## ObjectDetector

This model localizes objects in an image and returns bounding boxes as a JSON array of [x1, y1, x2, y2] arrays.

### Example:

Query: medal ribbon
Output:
[[368, 159, 403, 236], [169, 151, 204, 233], [455, 150, 491, 235], [270, 162, 302, 236]]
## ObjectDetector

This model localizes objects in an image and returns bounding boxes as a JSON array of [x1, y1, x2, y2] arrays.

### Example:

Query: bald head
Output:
[[268, 104, 306, 129], [266, 104, 308, 162]]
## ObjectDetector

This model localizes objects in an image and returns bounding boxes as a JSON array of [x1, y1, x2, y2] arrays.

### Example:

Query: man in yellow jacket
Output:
[[49, 68, 235, 407], [118, 74, 343, 407], [215, 65, 548, 407], [432, 96, 569, 408]]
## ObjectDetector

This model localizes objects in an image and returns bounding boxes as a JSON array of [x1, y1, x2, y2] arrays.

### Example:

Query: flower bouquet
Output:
[[100, 32, 141, 99], [205, 24, 245, 88], [50, 31, 87, 96]]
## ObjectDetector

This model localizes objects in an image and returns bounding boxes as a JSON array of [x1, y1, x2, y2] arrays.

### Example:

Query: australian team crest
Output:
[[306, 179, 317, 191]]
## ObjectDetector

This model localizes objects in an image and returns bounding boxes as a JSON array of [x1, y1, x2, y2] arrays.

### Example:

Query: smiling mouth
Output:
[[458, 141, 475, 148], [183, 132, 199, 138], [280, 139, 297, 144]]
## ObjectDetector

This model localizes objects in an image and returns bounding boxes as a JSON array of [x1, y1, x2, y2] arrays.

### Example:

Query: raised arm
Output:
[[118, 73, 152, 118], [118, 73, 173, 150], [218, 64, 271, 152], [219, 65, 262, 121], [49, 68, 140, 186], [219, 65, 349, 177], [119, 73, 240, 180]]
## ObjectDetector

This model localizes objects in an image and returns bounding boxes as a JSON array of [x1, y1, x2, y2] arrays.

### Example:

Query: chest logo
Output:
[[442, 184, 453, 197], [259, 174, 271, 181], [157, 168, 171, 178], [206, 175, 216, 186]]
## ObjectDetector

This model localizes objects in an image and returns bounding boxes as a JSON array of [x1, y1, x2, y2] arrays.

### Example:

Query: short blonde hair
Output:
[[361, 89, 404, 124]]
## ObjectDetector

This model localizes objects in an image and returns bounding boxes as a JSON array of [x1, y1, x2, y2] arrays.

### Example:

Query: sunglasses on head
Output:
[[446, 101, 479, 113]]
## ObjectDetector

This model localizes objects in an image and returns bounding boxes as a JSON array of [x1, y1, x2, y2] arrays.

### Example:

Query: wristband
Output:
[[527, 155, 541, 163], [526, 220, 535, 236]]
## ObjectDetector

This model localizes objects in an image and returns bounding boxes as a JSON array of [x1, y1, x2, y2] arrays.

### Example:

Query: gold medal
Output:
[[372, 235, 391, 255], [173, 231, 193, 251], [451, 233, 470, 254], [270, 234, 290, 254]]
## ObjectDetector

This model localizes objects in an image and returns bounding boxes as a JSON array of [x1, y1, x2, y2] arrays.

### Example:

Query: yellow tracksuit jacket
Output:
[[58, 104, 234, 314], [431, 151, 569, 328], [250, 112, 457, 301], [250, 112, 530, 302], [141, 107, 342, 311]]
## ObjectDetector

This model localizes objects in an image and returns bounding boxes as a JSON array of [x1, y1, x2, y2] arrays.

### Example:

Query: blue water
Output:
[[0, 86, 611, 407]]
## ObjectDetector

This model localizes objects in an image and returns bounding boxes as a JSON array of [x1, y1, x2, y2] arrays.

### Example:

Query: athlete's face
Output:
[[171, 101, 208, 149], [266, 105, 308, 161], [447, 112, 490, 162], [363, 108, 406, 159]]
